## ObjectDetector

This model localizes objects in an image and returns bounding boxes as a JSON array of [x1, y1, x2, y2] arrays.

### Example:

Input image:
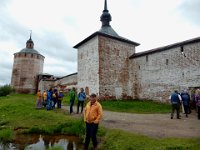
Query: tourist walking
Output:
[[84, 93, 103, 150], [195, 89, 200, 120], [36, 90, 42, 109], [77, 88, 86, 114], [69, 87, 76, 114], [169, 90, 182, 119], [180, 90, 190, 117]]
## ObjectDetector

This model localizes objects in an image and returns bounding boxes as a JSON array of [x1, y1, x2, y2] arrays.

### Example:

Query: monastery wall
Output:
[[98, 35, 136, 99], [56, 73, 77, 89], [130, 42, 200, 102], [77, 36, 99, 95]]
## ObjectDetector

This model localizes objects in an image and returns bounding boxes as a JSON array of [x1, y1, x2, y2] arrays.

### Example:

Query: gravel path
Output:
[[62, 106, 200, 138]]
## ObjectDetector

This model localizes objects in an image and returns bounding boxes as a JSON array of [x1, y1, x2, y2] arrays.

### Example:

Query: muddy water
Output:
[[0, 134, 83, 150]]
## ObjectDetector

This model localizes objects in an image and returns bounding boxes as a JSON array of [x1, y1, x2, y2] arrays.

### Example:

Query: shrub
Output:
[[0, 85, 14, 97]]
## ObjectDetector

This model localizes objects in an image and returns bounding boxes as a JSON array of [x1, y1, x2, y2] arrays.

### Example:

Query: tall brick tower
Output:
[[74, 0, 139, 99], [11, 34, 45, 94]]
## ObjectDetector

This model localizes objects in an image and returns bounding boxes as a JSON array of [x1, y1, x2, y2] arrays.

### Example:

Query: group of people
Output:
[[36, 88, 64, 110], [169, 89, 200, 120], [68, 87, 87, 114], [36, 87, 103, 150]]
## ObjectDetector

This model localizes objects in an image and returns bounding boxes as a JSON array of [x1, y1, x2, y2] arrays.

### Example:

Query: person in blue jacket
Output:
[[169, 90, 182, 119], [46, 88, 53, 110], [181, 90, 190, 117], [77, 88, 86, 114]]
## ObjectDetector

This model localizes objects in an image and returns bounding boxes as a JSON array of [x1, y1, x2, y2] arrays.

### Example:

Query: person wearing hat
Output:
[[84, 93, 103, 150]]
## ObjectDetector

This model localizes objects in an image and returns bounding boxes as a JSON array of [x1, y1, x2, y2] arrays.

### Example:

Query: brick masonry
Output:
[[11, 53, 44, 94]]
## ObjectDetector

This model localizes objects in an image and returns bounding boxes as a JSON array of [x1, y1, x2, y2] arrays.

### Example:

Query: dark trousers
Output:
[[77, 101, 84, 113], [197, 106, 200, 119], [57, 100, 62, 108], [84, 123, 98, 150], [183, 105, 189, 116], [171, 103, 180, 118], [70, 100, 74, 114], [52, 98, 57, 108]]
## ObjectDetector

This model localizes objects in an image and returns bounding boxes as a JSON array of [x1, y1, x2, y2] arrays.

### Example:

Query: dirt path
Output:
[[62, 106, 200, 138]]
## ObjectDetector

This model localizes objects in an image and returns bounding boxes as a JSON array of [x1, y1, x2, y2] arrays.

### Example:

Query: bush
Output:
[[0, 85, 14, 97]]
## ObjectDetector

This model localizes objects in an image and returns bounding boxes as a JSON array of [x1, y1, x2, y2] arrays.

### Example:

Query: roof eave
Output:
[[129, 36, 200, 59], [73, 31, 140, 48]]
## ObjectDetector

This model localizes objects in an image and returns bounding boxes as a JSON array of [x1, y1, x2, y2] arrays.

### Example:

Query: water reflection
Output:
[[0, 134, 82, 150]]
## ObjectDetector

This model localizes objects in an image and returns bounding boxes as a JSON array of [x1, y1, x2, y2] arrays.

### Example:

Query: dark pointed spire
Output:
[[100, 0, 111, 27], [29, 30, 32, 40], [26, 30, 34, 48], [104, 0, 107, 10]]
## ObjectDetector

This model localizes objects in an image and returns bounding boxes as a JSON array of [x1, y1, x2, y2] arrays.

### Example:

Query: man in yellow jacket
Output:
[[84, 93, 103, 150]]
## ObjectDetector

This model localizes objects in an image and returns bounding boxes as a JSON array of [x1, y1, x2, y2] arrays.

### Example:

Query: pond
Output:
[[0, 134, 83, 150]]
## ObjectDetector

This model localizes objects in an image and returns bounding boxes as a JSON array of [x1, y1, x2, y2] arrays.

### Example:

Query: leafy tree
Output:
[[0, 84, 14, 97]]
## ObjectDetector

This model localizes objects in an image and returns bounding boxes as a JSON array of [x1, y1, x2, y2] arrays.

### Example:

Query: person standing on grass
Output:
[[57, 90, 64, 108], [84, 93, 103, 150], [36, 90, 42, 109], [42, 90, 47, 107], [195, 89, 200, 120], [169, 90, 182, 119], [46, 88, 53, 110], [69, 87, 76, 114], [77, 88, 86, 114]]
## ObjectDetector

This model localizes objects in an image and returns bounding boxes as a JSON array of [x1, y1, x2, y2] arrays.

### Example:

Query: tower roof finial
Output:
[[29, 30, 32, 40], [104, 0, 108, 11], [100, 0, 111, 27], [26, 30, 34, 48]]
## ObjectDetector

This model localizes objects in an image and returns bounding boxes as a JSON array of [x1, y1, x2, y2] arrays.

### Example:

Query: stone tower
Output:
[[74, 0, 139, 99], [11, 34, 45, 94]]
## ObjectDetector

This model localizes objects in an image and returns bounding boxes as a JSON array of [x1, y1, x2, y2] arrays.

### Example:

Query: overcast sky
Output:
[[0, 0, 200, 86]]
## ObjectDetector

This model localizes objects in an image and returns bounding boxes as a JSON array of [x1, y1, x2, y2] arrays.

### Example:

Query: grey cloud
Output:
[[0, 67, 12, 85], [0, 6, 30, 47], [33, 31, 77, 63], [178, 0, 200, 25]]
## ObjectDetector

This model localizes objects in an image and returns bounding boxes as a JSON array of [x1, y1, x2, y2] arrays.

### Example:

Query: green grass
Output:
[[0, 94, 85, 142], [100, 100, 171, 114], [0, 94, 199, 150], [63, 94, 171, 114], [100, 129, 200, 150]]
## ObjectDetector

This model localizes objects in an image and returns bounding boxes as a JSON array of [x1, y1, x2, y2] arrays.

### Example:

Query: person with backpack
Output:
[[69, 87, 76, 114], [77, 88, 86, 114]]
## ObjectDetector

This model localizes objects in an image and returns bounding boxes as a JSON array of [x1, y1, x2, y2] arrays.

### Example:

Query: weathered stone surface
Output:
[[11, 53, 44, 94]]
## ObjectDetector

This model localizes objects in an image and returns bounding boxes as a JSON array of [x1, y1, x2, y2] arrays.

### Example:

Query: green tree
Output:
[[0, 84, 14, 97]]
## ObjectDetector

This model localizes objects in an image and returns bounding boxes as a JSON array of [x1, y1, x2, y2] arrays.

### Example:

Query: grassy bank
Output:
[[63, 94, 171, 114], [100, 100, 171, 113], [0, 94, 85, 142], [0, 94, 199, 149], [100, 129, 200, 150]]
